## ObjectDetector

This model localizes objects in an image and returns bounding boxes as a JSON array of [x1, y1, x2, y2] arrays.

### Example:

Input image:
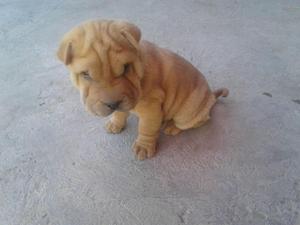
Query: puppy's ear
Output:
[[113, 21, 141, 51], [57, 41, 73, 65], [120, 24, 141, 51]]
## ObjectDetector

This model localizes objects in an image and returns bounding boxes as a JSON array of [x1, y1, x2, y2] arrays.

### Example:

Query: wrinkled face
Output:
[[68, 47, 140, 116], [57, 20, 143, 117]]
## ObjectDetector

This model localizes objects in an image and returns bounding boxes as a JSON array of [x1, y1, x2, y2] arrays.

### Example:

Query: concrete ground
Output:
[[1, 0, 300, 224]]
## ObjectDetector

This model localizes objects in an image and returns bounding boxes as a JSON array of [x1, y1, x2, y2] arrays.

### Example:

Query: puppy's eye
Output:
[[121, 63, 130, 76], [81, 71, 92, 80]]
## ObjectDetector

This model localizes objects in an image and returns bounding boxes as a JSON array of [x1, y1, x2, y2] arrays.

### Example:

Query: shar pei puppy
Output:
[[57, 20, 228, 160]]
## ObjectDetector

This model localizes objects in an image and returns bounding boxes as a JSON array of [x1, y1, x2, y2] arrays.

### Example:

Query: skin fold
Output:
[[57, 20, 229, 160]]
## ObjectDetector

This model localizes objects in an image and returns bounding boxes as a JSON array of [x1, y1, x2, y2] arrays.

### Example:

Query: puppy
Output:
[[57, 20, 228, 160]]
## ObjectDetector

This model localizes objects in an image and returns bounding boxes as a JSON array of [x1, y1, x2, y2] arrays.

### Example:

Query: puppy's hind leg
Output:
[[106, 111, 129, 134], [192, 115, 210, 128], [163, 120, 182, 136]]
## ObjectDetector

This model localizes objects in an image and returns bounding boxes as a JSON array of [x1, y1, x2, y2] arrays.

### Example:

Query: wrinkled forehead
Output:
[[68, 49, 102, 74], [62, 20, 140, 76], [68, 43, 137, 78], [58, 19, 141, 71], [64, 21, 126, 55]]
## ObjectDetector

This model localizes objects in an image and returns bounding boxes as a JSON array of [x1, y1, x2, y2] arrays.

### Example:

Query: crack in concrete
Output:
[[292, 99, 300, 105], [120, 202, 143, 225], [177, 208, 187, 224]]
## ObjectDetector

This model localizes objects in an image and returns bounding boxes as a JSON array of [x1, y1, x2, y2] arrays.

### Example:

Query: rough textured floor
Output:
[[1, 1, 300, 225]]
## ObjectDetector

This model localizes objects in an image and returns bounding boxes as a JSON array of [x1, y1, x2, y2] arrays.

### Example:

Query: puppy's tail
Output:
[[214, 88, 229, 98]]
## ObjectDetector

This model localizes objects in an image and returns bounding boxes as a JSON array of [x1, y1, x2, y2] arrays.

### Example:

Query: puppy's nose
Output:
[[104, 101, 121, 110]]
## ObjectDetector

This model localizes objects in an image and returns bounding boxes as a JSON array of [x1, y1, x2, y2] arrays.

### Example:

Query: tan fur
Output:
[[57, 20, 229, 160]]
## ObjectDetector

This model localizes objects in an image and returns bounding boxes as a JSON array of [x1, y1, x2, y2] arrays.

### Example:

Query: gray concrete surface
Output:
[[1, 0, 300, 224]]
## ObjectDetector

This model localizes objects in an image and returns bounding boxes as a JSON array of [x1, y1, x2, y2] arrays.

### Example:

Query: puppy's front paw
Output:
[[133, 141, 156, 160], [105, 120, 125, 134]]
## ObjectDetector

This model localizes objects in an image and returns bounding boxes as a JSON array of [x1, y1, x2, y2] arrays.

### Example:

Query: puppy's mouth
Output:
[[84, 97, 136, 117]]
